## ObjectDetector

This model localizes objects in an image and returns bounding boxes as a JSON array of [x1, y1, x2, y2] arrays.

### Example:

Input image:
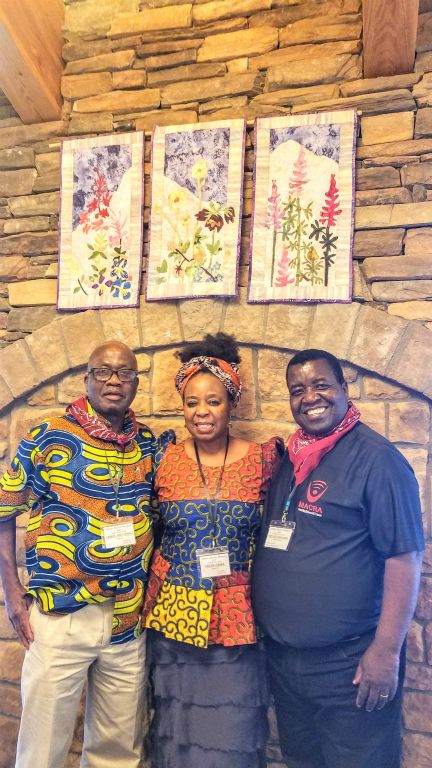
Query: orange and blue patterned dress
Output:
[[144, 433, 281, 768]]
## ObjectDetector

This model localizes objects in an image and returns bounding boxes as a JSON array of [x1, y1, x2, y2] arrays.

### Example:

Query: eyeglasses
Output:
[[88, 367, 138, 382]]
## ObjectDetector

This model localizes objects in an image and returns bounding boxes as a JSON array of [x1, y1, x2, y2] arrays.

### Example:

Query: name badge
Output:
[[102, 519, 136, 549], [264, 520, 296, 550], [197, 546, 231, 578]]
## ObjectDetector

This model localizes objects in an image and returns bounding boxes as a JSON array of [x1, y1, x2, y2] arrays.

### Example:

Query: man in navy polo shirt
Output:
[[252, 348, 424, 768]]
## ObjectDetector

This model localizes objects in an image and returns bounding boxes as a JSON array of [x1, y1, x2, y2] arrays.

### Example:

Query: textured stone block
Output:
[[361, 112, 415, 145], [356, 166, 400, 191], [99, 308, 141, 350], [223, 289, 265, 343], [387, 324, 432, 397], [8, 192, 59, 217], [148, 62, 226, 87], [61, 73, 113, 100], [251, 40, 359, 69], [64, 51, 135, 76], [357, 137, 432, 160], [161, 71, 260, 105], [353, 229, 404, 258], [0, 232, 58, 256], [371, 280, 432, 302], [404, 692, 432, 733], [389, 400, 430, 444], [73, 89, 160, 115], [135, 109, 197, 131], [139, 301, 182, 346], [356, 187, 411, 207], [235, 347, 257, 420], [363, 254, 432, 282], [0, 257, 28, 283], [198, 26, 278, 62], [363, 375, 408, 400], [401, 162, 432, 186], [8, 280, 57, 307], [3, 217, 50, 235], [68, 113, 114, 135], [112, 70, 147, 90], [251, 84, 339, 108], [194, 0, 270, 25], [0, 169, 36, 198], [388, 301, 432, 321], [0, 377, 13, 413], [260, 400, 293, 422], [179, 298, 224, 339], [0, 340, 39, 398], [279, 15, 362, 47], [291, 88, 414, 117], [265, 305, 313, 350], [358, 402, 386, 436], [309, 302, 360, 360], [257, 349, 292, 400], [25, 322, 69, 382], [349, 305, 407, 376], [0, 121, 66, 152], [416, 107, 432, 138], [152, 348, 183, 414], [355, 201, 432, 229], [268, 54, 359, 90], [0, 147, 34, 169], [402, 733, 432, 768], [60, 311, 104, 368], [110, 5, 192, 37]]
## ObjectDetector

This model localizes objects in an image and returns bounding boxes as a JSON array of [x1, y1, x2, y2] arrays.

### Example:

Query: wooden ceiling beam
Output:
[[363, 0, 419, 78], [0, 0, 64, 124]]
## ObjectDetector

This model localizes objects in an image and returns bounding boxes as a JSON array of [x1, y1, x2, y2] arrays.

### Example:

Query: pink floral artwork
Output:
[[248, 110, 357, 303], [58, 132, 144, 310]]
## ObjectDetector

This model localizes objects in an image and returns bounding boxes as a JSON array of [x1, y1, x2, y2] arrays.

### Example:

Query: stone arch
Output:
[[1, 297, 432, 414]]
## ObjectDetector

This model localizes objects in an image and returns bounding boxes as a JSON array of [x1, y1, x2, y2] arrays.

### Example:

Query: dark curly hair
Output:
[[177, 332, 241, 365]]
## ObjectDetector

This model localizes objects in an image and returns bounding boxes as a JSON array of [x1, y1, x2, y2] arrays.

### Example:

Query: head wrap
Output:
[[175, 356, 242, 407]]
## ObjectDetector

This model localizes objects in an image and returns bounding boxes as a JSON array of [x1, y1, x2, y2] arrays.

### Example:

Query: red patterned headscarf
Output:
[[288, 402, 360, 487], [175, 356, 242, 406]]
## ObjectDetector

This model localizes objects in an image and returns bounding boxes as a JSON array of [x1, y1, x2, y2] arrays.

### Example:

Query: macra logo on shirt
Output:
[[306, 480, 328, 503], [297, 480, 329, 517]]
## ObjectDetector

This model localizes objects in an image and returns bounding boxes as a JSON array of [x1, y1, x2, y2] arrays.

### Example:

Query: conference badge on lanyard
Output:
[[264, 498, 296, 550], [197, 546, 231, 578], [102, 519, 136, 549]]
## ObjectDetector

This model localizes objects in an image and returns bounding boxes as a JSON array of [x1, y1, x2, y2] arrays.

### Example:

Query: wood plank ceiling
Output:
[[363, 0, 420, 78], [0, 0, 64, 124]]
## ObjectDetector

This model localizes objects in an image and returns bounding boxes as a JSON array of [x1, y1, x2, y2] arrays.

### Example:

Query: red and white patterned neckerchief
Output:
[[67, 396, 139, 445], [288, 402, 361, 488]]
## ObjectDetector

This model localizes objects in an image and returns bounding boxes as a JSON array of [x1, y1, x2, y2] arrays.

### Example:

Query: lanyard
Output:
[[281, 477, 297, 523], [105, 445, 125, 516], [194, 435, 230, 546]]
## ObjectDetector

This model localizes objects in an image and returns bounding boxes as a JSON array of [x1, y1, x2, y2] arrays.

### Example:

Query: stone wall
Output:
[[0, 0, 432, 766]]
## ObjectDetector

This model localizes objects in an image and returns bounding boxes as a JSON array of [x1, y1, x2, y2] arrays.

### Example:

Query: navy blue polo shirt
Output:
[[252, 423, 424, 648]]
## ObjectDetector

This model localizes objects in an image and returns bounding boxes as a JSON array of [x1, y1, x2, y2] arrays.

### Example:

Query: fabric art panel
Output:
[[248, 110, 357, 303], [58, 132, 144, 310], [146, 119, 245, 300]]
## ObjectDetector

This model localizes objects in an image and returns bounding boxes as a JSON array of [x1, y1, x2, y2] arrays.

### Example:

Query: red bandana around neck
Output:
[[288, 402, 360, 488], [67, 396, 139, 445]]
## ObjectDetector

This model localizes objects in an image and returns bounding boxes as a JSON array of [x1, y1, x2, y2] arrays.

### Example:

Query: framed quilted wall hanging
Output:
[[58, 131, 144, 310], [248, 109, 357, 303], [146, 119, 245, 301]]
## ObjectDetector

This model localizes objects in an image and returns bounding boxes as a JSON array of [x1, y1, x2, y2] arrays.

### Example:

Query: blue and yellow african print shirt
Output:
[[0, 413, 156, 644]]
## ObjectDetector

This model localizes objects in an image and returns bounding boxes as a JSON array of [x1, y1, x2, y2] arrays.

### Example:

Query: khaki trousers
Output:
[[15, 601, 148, 768]]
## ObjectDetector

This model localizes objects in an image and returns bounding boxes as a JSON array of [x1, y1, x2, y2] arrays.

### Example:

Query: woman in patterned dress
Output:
[[144, 332, 281, 768]]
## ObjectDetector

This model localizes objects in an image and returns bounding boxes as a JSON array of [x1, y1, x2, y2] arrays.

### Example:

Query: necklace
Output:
[[194, 434, 230, 545]]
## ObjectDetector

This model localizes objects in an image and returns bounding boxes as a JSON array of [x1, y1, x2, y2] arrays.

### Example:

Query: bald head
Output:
[[88, 341, 137, 372]]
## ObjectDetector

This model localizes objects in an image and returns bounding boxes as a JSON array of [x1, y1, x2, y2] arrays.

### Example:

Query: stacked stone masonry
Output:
[[0, 1, 432, 766]]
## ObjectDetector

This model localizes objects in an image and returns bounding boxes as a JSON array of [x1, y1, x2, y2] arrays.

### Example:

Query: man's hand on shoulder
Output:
[[6, 587, 34, 649], [352, 640, 400, 712]]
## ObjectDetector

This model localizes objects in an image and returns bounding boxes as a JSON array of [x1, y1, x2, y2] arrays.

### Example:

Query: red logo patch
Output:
[[306, 480, 328, 503]]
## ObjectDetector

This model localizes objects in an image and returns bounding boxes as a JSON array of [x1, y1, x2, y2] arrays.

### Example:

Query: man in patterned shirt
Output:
[[0, 341, 155, 768]]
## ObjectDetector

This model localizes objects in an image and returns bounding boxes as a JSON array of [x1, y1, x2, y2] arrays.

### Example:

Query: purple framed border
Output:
[[247, 108, 358, 305], [145, 118, 246, 302]]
